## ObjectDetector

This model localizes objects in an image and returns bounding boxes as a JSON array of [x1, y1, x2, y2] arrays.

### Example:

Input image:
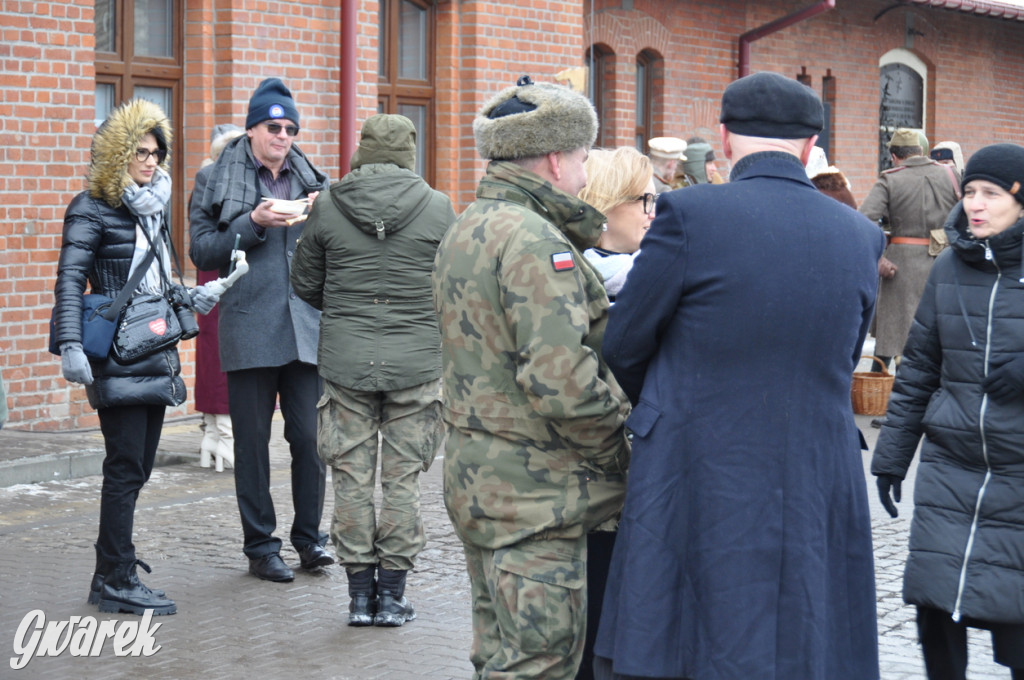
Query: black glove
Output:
[[982, 355, 1024, 402], [876, 474, 903, 518]]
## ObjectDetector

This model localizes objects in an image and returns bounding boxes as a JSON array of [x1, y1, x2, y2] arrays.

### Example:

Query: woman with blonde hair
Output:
[[575, 145, 654, 680], [578, 147, 657, 301]]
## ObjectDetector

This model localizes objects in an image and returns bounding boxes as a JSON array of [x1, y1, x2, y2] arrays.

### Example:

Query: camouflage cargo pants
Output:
[[317, 378, 443, 571], [462, 534, 586, 680]]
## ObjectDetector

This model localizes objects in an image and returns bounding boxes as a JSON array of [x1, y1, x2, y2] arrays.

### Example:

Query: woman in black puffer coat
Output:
[[53, 99, 221, 617], [872, 143, 1024, 680]]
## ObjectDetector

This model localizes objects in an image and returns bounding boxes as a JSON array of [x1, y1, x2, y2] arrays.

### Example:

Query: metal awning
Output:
[[905, 0, 1024, 21]]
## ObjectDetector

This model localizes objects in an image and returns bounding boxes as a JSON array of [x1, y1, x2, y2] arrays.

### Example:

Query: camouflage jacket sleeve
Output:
[[501, 233, 630, 473]]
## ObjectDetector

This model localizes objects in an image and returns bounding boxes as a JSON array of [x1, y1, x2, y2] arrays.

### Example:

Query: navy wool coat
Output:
[[596, 152, 885, 679]]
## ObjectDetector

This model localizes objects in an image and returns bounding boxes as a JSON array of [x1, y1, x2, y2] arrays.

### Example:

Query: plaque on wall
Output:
[[878, 63, 923, 171]]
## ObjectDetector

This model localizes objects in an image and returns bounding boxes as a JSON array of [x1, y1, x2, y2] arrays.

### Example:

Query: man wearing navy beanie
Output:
[[245, 77, 301, 131], [190, 78, 333, 584]]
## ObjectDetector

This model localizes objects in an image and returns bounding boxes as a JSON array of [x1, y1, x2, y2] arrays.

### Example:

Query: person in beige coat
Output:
[[859, 129, 960, 386]]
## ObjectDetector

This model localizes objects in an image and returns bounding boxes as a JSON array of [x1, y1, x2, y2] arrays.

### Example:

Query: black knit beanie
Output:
[[962, 143, 1024, 206], [246, 78, 300, 130]]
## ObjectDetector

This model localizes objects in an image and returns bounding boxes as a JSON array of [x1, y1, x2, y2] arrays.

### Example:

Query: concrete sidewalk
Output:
[[0, 415, 205, 488]]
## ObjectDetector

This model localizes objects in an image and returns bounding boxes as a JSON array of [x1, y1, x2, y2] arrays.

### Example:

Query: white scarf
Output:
[[122, 168, 173, 294]]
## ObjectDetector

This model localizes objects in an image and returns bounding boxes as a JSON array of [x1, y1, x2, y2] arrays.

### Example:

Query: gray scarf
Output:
[[122, 167, 172, 294]]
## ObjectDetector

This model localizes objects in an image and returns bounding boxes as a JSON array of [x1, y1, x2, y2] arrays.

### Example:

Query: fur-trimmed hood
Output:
[[88, 99, 172, 208]]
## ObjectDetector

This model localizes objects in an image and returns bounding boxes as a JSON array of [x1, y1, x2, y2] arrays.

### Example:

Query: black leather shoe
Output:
[[249, 553, 294, 582], [871, 416, 888, 429], [298, 544, 334, 570]]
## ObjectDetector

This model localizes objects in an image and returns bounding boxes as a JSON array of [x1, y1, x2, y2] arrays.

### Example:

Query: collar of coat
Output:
[[477, 160, 606, 252], [197, 135, 328, 227], [729, 150, 813, 186]]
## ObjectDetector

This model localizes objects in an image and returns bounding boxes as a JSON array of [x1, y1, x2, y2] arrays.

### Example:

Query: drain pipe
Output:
[[339, 0, 357, 176], [738, 0, 836, 78]]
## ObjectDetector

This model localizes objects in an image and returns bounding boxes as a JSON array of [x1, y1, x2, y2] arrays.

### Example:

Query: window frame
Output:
[[378, 0, 436, 184], [94, 0, 186, 265]]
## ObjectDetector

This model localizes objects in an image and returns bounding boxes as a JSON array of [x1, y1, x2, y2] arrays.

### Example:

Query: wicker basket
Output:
[[851, 356, 894, 416]]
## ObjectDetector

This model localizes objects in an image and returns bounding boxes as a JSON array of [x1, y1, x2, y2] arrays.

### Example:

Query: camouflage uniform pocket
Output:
[[491, 537, 585, 655]]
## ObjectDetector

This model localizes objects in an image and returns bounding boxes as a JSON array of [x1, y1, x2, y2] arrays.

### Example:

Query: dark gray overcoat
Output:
[[596, 152, 884, 679], [189, 137, 328, 371]]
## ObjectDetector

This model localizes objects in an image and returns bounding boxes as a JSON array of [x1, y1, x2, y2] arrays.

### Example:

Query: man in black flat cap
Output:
[[593, 71, 884, 680]]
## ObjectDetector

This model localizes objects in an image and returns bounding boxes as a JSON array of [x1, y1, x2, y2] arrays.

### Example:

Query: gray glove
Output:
[[60, 342, 94, 385], [189, 281, 226, 315]]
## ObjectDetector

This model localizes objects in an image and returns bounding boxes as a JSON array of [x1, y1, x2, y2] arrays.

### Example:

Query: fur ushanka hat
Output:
[[88, 98, 172, 208], [473, 75, 598, 160]]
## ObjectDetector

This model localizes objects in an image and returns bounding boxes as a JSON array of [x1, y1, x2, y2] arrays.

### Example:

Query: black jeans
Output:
[[227, 362, 326, 559], [917, 606, 1024, 680], [96, 404, 165, 565]]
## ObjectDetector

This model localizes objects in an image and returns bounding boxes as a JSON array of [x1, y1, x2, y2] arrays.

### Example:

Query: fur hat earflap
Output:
[[88, 98, 172, 208], [474, 75, 598, 160]]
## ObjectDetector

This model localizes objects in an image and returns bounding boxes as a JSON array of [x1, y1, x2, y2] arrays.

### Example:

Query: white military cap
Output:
[[647, 136, 687, 160]]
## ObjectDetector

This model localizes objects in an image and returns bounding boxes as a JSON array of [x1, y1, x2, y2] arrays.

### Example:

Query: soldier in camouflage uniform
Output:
[[432, 76, 631, 680]]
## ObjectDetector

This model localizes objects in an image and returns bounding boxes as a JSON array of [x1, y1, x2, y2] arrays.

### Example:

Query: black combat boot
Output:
[[89, 544, 164, 605], [347, 566, 377, 627], [374, 567, 415, 627], [97, 559, 176, 616]]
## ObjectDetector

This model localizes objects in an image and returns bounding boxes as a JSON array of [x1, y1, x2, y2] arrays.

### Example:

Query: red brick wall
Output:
[[3, 0, 1024, 430]]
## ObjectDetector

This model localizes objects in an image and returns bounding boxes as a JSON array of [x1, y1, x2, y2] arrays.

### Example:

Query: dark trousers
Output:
[[227, 362, 326, 559], [96, 404, 165, 564], [917, 606, 1024, 680], [577, 531, 617, 680]]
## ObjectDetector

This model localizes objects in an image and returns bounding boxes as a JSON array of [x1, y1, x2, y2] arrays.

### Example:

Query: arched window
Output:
[[378, 0, 435, 181], [635, 50, 657, 151], [586, 44, 613, 148], [877, 49, 928, 172]]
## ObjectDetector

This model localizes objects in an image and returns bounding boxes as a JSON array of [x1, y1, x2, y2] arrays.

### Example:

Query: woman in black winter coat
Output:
[[53, 99, 221, 616], [872, 143, 1024, 680]]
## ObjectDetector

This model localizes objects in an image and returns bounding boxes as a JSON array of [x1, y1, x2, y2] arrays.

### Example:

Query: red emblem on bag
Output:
[[149, 319, 168, 336]]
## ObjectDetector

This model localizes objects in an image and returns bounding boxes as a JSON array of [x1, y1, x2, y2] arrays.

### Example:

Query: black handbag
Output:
[[111, 293, 182, 364], [49, 244, 158, 360], [110, 227, 185, 365]]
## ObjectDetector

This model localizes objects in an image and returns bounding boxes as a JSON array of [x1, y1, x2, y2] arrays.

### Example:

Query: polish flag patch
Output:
[[149, 319, 168, 336], [551, 251, 576, 272]]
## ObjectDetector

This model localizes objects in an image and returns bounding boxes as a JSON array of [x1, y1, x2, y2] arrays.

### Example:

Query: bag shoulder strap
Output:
[[943, 163, 962, 200], [99, 239, 158, 321]]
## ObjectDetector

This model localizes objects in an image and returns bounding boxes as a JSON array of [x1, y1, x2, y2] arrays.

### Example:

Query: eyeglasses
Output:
[[263, 122, 300, 137], [629, 192, 659, 214], [134, 148, 167, 163]]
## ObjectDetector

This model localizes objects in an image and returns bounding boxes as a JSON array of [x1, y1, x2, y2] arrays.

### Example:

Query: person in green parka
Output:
[[290, 113, 455, 628]]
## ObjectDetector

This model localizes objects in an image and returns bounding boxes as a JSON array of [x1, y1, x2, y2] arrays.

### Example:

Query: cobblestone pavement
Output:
[[0, 414, 1011, 679]]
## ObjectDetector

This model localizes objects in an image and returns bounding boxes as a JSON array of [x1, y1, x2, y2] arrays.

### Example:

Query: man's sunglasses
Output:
[[263, 122, 300, 137]]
